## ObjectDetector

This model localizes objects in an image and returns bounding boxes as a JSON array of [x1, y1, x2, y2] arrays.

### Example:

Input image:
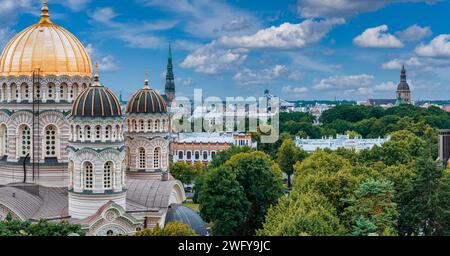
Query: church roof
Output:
[[165, 204, 208, 236], [397, 65, 410, 91]]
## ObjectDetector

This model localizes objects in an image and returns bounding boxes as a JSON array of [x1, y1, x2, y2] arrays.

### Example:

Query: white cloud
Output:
[[0, 0, 34, 24], [88, 7, 176, 49], [139, 0, 260, 38], [55, 0, 92, 12], [381, 57, 422, 70], [353, 25, 404, 48], [180, 42, 248, 74], [415, 34, 450, 57], [86, 44, 120, 72], [396, 24, 432, 42], [297, 0, 437, 18], [219, 19, 345, 50], [282, 86, 309, 94], [176, 77, 196, 86], [313, 74, 374, 90], [374, 81, 397, 91], [233, 65, 288, 85], [0, 27, 15, 49]]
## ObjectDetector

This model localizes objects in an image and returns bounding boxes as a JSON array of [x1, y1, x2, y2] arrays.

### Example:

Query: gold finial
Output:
[[144, 68, 149, 89], [40, 0, 51, 23]]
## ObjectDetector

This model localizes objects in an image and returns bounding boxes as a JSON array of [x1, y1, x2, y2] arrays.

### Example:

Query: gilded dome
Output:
[[126, 73, 168, 114], [0, 2, 92, 77], [71, 65, 122, 118]]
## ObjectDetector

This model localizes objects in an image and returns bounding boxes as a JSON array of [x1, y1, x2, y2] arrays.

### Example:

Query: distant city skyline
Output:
[[1, 0, 450, 101]]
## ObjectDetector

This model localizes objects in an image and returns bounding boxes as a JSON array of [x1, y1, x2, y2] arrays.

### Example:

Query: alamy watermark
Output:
[[170, 89, 280, 143]]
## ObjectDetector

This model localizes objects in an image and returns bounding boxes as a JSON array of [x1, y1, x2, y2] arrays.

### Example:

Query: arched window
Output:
[[34, 83, 41, 99], [139, 120, 144, 131], [147, 120, 153, 131], [60, 83, 67, 100], [95, 125, 101, 140], [162, 119, 166, 131], [105, 126, 112, 140], [138, 148, 146, 169], [44, 125, 57, 157], [18, 125, 31, 157], [211, 151, 216, 159], [155, 120, 160, 131], [1, 84, 6, 101], [85, 126, 91, 140], [71, 83, 78, 99], [68, 160, 74, 187], [178, 151, 184, 160], [104, 162, 113, 189], [121, 161, 126, 186], [125, 147, 131, 167], [20, 83, 28, 100], [0, 124, 7, 156], [195, 151, 200, 160], [187, 151, 192, 160], [83, 162, 94, 189], [11, 84, 17, 100], [132, 120, 137, 132], [154, 148, 161, 169], [203, 151, 208, 160], [115, 125, 121, 140], [47, 83, 54, 100], [76, 125, 82, 140]]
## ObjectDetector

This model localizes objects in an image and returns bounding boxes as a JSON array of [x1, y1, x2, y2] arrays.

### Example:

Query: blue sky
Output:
[[1, 0, 450, 101]]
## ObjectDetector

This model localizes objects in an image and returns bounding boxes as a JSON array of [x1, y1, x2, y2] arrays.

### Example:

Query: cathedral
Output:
[[0, 2, 206, 236]]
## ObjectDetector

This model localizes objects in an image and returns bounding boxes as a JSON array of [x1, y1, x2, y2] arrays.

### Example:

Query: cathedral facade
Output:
[[0, 2, 206, 236]]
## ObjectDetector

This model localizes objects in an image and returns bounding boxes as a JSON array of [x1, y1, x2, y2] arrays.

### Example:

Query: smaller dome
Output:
[[71, 64, 122, 118], [397, 65, 410, 91], [165, 204, 208, 236], [126, 72, 167, 114]]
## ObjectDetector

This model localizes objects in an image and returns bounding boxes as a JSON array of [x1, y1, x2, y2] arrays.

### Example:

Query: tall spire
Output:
[[400, 65, 407, 82], [144, 68, 149, 89], [40, 0, 51, 23]]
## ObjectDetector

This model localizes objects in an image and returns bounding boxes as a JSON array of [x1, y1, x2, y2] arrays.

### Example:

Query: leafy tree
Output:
[[398, 158, 450, 236], [208, 146, 252, 169], [276, 139, 307, 188], [199, 151, 283, 235], [381, 130, 427, 166], [170, 162, 205, 185], [198, 167, 250, 236], [0, 215, 85, 236], [258, 191, 345, 236], [135, 222, 197, 236], [346, 179, 398, 236]]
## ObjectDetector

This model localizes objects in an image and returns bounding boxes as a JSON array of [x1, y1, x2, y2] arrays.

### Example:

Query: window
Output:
[[104, 162, 113, 189], [11, 84, 17, 100], [147, 120, 153, 131], [44, 125, 57, 157], [105, 126, 111, 140], [84, 162, 93, 189], [60, 84, 67, 100], [115, 125, 121, 140], [203, 151, 208, 160], [21, 83, 28, 100], [154, 148, 160, 169], [85, 126, 91, 140], [139, 120, 145, 131], [35, 84, 41, 99], [155, 120, 160, 131], [211, 151, 216, 159], [122, 161, 126, 186], [48, 84, 54, 99], [19, 125, 31, 157], [195, 151, 200, 160], [162, 119, 166, 131], [0, 124, 7, 156], [76, 125, 82, 140], [68, 161, 74, 187], [138, 148, 146, 169], [187, 151, 192, 160], [178, 151, 184, 160], [95, 126, 101, 140], [133, 120, 138, 132]]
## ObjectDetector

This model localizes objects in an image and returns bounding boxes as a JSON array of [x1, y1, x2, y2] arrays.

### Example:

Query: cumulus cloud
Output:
[[374, 81, 397, 91], [381, 57, 422, 70], [297, 0, 437, 18], [0, 27, 15, 49], [233, 65, 288, 85], [353, 25, 404, 48], [180, 42, 248, 74], [282, 86, 309, 94], [219, 18, 345, 50], [86, 44, 120, 72], [0, 0, 34, 24], [313, 74, 374, 90], [396, 24, 432, 42], [415, 34, 450, 57]]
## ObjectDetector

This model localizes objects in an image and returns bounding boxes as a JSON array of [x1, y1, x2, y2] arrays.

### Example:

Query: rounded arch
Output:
[[83, 161, 94, 190], [68, 160, 74, 188], [0, 123, 7, 156], [10, 83, 17, 101], [43, 124, 59, 158], [1, 83, 6, 101], [20, 83, 29, 101], [137, 147, 146, 169], [59, 82, 68, 101], [17, 124, 31, 158], [104, 161, 114, 189], [47, 82, 55, 100], [153, 147, 161, 169]]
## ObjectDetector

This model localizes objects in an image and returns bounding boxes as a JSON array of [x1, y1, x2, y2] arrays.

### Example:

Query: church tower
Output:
[[164, 44, 176, 105], [396, 65, 411, 104]]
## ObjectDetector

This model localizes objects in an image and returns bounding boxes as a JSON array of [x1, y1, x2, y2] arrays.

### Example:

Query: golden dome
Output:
[[0, 1, 92, 77]]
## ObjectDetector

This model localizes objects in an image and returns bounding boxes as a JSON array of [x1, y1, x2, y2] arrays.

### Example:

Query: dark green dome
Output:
[[126, 87, 167, 114]]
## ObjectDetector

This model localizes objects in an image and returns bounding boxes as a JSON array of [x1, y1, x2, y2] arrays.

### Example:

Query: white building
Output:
[[295, 135, 390, 152]]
